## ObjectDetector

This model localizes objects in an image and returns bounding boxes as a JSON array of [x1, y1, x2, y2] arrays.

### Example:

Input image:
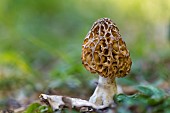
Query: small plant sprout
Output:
[[81, 18, 132, 106]]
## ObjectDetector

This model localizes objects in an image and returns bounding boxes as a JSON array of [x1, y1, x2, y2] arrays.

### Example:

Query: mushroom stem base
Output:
[[89, 76, 117, 106]]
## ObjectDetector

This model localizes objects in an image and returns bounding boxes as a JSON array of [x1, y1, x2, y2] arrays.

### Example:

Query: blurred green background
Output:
[[0, 0, 170, 112]]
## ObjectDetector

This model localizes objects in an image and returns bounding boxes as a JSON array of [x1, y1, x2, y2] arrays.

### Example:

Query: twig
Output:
[[39, 94, 115, 112]]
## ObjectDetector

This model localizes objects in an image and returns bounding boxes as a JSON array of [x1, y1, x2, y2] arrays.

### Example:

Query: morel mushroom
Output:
[[81, 18, 132, 105]]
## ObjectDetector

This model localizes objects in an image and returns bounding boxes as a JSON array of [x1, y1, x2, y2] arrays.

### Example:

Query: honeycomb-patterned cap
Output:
[[81, 18, 132, 78]]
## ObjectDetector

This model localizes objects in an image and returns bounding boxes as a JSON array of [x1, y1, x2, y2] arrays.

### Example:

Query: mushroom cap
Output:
[[81, 18, 132, 78]]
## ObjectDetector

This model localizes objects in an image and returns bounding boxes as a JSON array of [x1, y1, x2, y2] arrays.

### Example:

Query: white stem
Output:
[[89, 76, 117, 106]]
